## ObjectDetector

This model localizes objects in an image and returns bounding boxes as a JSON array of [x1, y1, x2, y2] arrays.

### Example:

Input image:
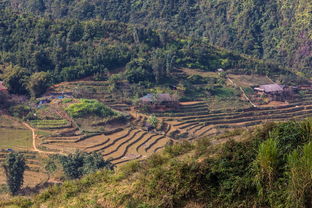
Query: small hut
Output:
[[254, 84, 294, 101], [138, 93, 179, 111]]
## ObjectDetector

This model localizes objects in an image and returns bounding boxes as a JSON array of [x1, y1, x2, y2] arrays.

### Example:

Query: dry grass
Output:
[[180, 68, 219, 78], [0, 115, 32, 150], [228, 74, 273, 87]]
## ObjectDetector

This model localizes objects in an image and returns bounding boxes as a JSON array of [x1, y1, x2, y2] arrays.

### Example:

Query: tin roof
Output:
[[257, 84, 284, 93], [140, 93, 174, 103]]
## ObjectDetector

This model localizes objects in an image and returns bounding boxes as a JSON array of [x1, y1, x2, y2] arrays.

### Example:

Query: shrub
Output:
[[147, 115, 159, 128], [254, 138, 280, 197], [270, 121, 309, 154], [164, 141, 194, 157], [59, 151, 113, 180], [65, 99, 117, 118], [9, 104, 32, 119], [287, 142, 312, 207]]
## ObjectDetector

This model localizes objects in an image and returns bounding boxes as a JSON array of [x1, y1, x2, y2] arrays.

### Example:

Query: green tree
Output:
[[59, 151, 84, 179], [148, 115, 159, 129], [59, 151, 113, 179], [1, 65, 29, 95], [82, 152, 113, 175], [27, 72, 51, 97], [2, 152, 26, 196], [254, 138, 280, 197], [287, 142, 312, 207]]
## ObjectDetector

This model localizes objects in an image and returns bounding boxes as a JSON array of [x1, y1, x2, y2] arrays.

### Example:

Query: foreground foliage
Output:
[[2, 119, 312, 207]]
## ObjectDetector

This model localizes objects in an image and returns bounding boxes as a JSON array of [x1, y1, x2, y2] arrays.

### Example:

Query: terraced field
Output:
[[38, 116, 172, 166], [157, 90, 312, 140], [34, 86, 312, 166]]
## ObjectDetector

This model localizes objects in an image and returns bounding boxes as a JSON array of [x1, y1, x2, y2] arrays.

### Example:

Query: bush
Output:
[[65, 99, 117, 118], [254, 138, 280, 197], [287, 142, 312, 207], [9, 105, 32, 119], [59, 151, 113, 180]]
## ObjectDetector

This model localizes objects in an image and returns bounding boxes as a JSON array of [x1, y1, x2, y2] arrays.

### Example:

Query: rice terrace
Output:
[[1, 66, 312, 195]]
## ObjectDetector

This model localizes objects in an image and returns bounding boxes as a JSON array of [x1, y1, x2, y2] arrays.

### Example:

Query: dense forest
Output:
[[0, 4, 295, 97], [2, 0, 311, 72]]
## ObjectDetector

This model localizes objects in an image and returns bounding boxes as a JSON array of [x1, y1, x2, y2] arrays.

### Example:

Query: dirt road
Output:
[[23, 122, 65, 155]]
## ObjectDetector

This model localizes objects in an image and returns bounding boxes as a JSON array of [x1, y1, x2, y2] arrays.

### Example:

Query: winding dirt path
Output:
[[23, 122, 65, 155]]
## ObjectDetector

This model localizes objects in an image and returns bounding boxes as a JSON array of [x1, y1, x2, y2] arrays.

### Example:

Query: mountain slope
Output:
[[1, 6, 300, 96], [2, 119, 312, 208], [3, 0, 311, 72]]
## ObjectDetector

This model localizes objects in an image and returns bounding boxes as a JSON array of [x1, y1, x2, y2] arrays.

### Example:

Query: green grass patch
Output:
[[213, 87, 238, 98], [30, 120, 68, 129], [0, 128, 32, 150], [65, 99, 117, 118], [61, 98, 73, 104]]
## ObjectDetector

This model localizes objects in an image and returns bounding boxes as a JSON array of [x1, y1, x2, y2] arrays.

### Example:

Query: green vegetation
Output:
[[2, 152, 26, 195], [0, 128, 32, 150], [65, 99, 117, 118], [30, 120, 68, 129], [0, 3, 303, 97], [2, 119, 312, 207], [2, 0, 310, 74], [147, 115, 159, 129], [56, 152, 113, 180], [288, 142, 312, 207]]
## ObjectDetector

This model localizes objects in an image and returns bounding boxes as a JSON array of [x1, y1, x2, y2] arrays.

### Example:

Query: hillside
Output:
[[1, 5, 302, 97], [2, 119, 312, 208], [2, 0, 311, 72], [0, 1, 311, 207]]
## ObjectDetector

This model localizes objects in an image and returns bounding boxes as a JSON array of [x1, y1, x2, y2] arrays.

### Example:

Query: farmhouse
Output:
[[254, 84, 295, 101], [254, 84, 284, 94], [138, 93, 179, 111]]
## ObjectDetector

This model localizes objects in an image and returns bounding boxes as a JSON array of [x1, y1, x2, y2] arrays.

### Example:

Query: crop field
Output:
[[27, 76, 312, 167], [179, 68, 219, 78], [30, 120, 69, 129], [0, 128, 32, 150], [228, 74, 274, 87], [0, 116, 32, 151]]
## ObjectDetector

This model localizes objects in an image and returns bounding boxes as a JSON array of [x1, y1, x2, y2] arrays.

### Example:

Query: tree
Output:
[[27, 72, 51, 97], [287, 142, 312, 207], [150, 50, 166, 83], [82, 152, 113, 175], [59, 151, 113, 179], [148, 115, 159, 129], [29, 0, 46, 13], [254, 138, 279, 197], [0, 91, 9, 107], [59, 151, 84, 179], [1, 65, 29, 95], [2, 152, 26, 195]]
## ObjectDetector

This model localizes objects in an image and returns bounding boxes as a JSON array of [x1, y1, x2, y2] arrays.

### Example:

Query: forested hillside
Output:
[[0, 5, 295, 96], [2, 0, 311, 72]]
